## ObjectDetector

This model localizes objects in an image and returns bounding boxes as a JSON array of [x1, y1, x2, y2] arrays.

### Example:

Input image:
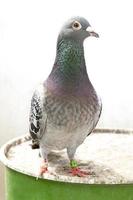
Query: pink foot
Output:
[[69, 167, 89, 177], [39, 159, 48, 176]]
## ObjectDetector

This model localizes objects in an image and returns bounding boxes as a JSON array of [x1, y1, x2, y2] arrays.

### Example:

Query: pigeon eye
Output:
[[72, 21, 82, 30]]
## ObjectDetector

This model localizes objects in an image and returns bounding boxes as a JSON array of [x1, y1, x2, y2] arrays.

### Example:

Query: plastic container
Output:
[[1, 128, 133, 200]]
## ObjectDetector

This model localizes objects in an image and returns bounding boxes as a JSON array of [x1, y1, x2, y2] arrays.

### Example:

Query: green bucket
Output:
[[1, 129, 133, 200]]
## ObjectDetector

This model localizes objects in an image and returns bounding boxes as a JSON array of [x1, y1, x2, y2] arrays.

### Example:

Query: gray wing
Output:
[[87, 97, 102, 136], [29, 86, 47, 140]]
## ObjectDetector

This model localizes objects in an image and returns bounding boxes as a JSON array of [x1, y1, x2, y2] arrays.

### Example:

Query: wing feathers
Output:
[[29, 86, 46, 139]]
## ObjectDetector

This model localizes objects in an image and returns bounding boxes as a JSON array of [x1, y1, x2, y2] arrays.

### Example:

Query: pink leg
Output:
[[39, 146, 49, 176], [39, 159, 48, 176], [69, 160, 89, 177]]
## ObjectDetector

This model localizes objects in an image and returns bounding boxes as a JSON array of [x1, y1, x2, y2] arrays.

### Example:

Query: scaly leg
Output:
[[40, 158, 48, 176], [39, 146, 49, 176], [70, 160, 89, 177], [67, 147, 89, 177]]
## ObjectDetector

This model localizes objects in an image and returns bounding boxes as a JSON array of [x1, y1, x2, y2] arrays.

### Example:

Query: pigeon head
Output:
[[58, 16, 99, 42], [48, 16, 99, 94]]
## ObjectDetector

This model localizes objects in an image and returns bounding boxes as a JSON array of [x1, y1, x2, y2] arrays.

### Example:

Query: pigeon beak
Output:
[[86, 26, 99, 38]]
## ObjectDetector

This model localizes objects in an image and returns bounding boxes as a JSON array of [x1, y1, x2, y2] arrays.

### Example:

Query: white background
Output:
[[0, 0, 133, 198]]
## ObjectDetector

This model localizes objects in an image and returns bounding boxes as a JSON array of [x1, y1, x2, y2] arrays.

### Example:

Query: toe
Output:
[[70, 167, 89, 177], [40, 166, 48, 176]]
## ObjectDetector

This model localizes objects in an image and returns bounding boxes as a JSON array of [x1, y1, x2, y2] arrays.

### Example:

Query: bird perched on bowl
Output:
[[29, 16, 102, 177]]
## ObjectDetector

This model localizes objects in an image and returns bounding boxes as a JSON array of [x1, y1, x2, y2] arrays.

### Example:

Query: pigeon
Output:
[[29, 16, 102, 177]]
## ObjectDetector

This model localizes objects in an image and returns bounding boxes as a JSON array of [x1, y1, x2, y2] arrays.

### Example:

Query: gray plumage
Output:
[[29, 16, 102, 174]]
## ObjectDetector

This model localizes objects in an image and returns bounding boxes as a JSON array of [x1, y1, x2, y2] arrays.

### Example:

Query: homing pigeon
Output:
[[29, 16, 102, 177]]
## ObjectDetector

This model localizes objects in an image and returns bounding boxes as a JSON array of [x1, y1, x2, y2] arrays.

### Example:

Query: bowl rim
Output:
[[1, 128, 133, 184]]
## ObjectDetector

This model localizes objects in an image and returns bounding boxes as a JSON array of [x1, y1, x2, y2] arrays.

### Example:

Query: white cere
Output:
[[86, 26, 94, 32]]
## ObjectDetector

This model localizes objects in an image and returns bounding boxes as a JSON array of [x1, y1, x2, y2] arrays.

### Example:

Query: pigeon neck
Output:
[[56, 38, 85, 69], [47, 38, 90, 95]]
